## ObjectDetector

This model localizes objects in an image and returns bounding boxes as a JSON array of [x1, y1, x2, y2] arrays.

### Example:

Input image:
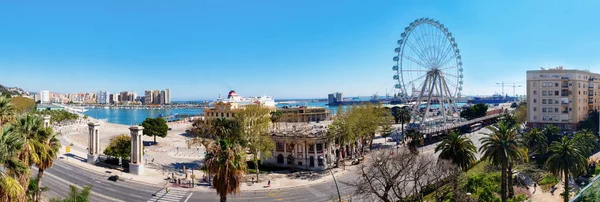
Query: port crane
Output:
[[496, 82, 524, 97]]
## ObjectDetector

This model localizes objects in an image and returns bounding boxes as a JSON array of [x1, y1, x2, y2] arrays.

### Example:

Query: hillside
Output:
[[10, 96, 36, 113]]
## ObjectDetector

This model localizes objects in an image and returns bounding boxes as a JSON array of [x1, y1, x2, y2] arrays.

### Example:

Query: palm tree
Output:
[[212, 118, 237, 140], [522, 128, 548, 156], [49, 185, 92, 202], [33, 128, 61, 202], [269, 111, 283, 131], [546, 137, 587, 202], [397, 109, 411, 136], [12, 115, 45, 192], [0, 96, 15, 126], [479, 120, 527, 202], [572, 129, 598, 157], [205, 139, 247, 202], [405, 129, 423, 154], [0, 125, 28, 201], [435, 131, 477, 171]]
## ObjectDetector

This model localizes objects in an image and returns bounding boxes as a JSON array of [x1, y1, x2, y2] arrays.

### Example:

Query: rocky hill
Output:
[[0, 84, 30, 96]]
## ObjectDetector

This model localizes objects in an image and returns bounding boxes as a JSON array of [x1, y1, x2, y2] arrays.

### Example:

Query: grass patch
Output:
[[466, 161, 490, 177], [10, 96, 35, 113], [538, 174, 559, 191]]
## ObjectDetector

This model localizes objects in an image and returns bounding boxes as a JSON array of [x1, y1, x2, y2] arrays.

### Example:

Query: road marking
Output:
[[45, 172, 125, 202], [184, 193, 193, 202]]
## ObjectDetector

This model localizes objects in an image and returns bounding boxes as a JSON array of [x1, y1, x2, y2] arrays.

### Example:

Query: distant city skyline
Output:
[[3, 1, 600, 100]]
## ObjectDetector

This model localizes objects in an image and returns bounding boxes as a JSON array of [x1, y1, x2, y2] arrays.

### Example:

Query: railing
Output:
[[570, 174, 600, 202]]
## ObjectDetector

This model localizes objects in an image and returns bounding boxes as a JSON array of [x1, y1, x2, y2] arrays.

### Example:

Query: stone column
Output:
[[313, 143, 318, 167], [87, 122, 100, 164], [283, 142, 287, 165], [43, 115, 51, 128], [129, 126, 144, 175]]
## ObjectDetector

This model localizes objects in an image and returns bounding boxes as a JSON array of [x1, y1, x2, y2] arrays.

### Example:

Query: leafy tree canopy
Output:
[[460, 103, 488, 120], [141, 117, 168, 143], [103, 134, 131, 160]]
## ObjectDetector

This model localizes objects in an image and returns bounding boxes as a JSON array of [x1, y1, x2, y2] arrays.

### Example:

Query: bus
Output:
[[467, 123, 482, 133]]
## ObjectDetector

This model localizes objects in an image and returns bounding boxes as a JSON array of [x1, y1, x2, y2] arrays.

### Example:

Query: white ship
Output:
[[213, 90, 276, 108]]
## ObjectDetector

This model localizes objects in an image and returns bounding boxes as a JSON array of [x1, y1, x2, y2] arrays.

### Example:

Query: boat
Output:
[[468, 94, 517, 104]]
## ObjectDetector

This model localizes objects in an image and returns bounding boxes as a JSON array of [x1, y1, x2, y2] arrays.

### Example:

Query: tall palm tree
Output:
[[522, 128, 548, 156], [49, 185, 92, 202], [397, 109, 411, 136], [479, 120, 527, 202], [0, 125, 28, 201], [34, 128, 61, 202], [12, 115, 45, 192], [546, 137, 587, 202], [0, 96, 16, 126], [269, 111, 283, 131], [572, 129, 598, 157], [205, 139, 247, 202], [435, 131, 477, 171], [212, 118, 238, 140]]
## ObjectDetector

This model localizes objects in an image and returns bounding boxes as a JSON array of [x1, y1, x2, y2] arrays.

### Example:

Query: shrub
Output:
[[538, 174, 559, 191]]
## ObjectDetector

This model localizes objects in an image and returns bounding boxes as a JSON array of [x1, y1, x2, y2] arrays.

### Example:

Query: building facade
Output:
[[527, 67, 600, 130], [40, 90, 50, 104], [165, 89, 171, 104], [144, 90, 153, 104], [277, 106, 331, 122], [204, 90, 276, 122], [97, 91, 109, 104]]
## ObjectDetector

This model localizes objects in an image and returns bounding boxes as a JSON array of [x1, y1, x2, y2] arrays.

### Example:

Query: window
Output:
[[534, 115, 537, 120], [277, 154, 284, 164], [309, 156, 315, 167], [231, 113, 235, 117], [221, 113, 224, 117], [542, 108, 546, 112], [318, 156, 324, 167], [316, 144, 323, 153], [555, 83, 559, 87], [543, 82, 547, 87], [287, 155, 294, 165], [534, 99, 537, 103], [542, 99, 546, 104], [543, 91, 547, 96], [555, 108, 558, 112], [276, 142, 284, 152], [555, 91, 559, 96], [226, 113, 229, 117], [555, 100, 559, 104], [534, 107, 537, 112]]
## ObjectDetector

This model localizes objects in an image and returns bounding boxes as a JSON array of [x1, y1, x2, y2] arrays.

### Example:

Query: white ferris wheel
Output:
[[392, 18, 464, 125]]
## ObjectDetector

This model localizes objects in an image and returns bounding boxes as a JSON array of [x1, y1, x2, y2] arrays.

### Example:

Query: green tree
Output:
[[542, 125, 561, 144], [0, 125, 27, 201], [435, 131, 477, 171], [141, 117, 168, 144], [0, 96, 15, 126], [405, 129, 423, 154], [479, 120, 527, 202], [235, 105, 273, 182], [393, 108, 411, 136], [33, 127, 61, 202], [513, 104, 527, 127], [13, 115, 46, 195], [522, 128, 548, 156], [269, 111, 283, 131], [211, 118, 240, 141], [546, 137, 587, 202], [205, 139, 247, 202], [27, 177, 48, 202], [49, 185, 92, 202], [578, 110, 599, 135], [103, 134, 131, 161], [460, 103, 489, 120], [572, 129, 598, 157]]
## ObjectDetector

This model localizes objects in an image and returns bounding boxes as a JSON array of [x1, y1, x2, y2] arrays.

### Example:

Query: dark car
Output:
[[108, 175, 119, 182]]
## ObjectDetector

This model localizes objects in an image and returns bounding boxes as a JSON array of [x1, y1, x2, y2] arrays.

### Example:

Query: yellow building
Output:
[[277, 106, 331, 122]]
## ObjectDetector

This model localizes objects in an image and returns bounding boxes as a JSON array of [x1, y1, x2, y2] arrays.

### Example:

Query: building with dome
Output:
[[203, 90, 276, 122]]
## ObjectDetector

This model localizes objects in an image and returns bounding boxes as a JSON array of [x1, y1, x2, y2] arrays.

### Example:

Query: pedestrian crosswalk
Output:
[[147, 188, 188, 202]]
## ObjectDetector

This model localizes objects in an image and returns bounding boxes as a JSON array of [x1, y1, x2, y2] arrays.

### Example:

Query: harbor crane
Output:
[[496, 82, 523, 97]]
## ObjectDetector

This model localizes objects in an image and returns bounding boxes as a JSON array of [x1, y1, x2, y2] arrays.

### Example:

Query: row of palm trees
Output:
[[0, 96, 62, 202], [434, 113, 596, 202]]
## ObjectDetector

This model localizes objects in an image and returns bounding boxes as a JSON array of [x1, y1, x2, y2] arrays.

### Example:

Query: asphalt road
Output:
[[41, 127, 490, 202]]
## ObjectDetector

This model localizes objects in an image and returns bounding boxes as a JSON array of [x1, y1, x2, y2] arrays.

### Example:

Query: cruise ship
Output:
[[468, 94, 517, 104], [212, 90, 276, 108]]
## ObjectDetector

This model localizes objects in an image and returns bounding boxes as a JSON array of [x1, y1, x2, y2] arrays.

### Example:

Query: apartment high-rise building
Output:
[[97, 91, 110, 104], [527, 67, 600, 131], [144, 90, 153, 104], [165, 89, 170, 104], [160, 90, 166, 104], [131, 92, 137, 102], [40, 90, 50, 104], [152, 90, 160, 104], [119, 91, 130, 102]]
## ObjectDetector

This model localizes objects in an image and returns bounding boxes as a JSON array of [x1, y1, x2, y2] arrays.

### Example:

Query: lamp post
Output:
[[329, 169, 342, 202]]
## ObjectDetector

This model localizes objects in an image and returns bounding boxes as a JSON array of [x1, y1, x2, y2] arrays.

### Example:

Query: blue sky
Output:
[[2, 0, 600, 101]]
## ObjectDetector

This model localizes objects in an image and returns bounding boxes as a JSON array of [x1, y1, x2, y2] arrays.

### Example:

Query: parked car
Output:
[[108, 175, 119, 182]]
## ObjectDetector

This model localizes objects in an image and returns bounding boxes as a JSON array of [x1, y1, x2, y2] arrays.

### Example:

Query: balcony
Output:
[[561, 85, 569, 88], [562, 110, 569, 114]]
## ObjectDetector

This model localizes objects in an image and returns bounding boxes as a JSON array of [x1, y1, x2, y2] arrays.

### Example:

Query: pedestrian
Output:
[[251, 177, 254, 184], [152, 158, 155, 163], [268, 180, 271, 187], [534, 183, 537, 191]]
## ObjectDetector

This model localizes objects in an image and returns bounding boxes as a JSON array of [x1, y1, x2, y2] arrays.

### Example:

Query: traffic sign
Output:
[[66, 146, 71, 153]]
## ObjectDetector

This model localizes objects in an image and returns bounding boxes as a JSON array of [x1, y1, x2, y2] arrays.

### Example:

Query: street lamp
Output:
[[329, 169, 342, 202]]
